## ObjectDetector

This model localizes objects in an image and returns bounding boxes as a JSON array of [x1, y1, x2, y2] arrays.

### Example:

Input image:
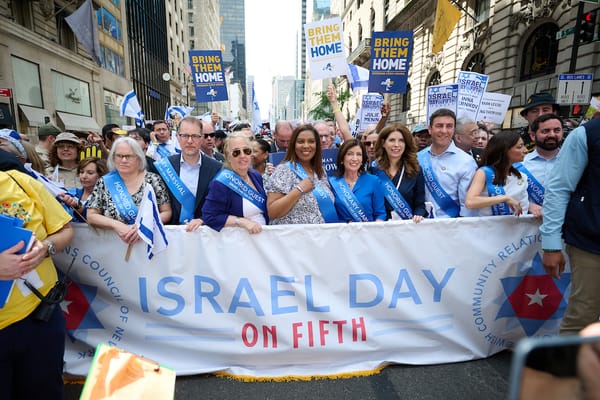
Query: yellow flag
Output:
[[432, 0, 461, 54]]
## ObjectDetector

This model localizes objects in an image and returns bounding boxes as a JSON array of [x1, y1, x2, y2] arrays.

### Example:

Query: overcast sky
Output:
[[245, 0, 301, 117]]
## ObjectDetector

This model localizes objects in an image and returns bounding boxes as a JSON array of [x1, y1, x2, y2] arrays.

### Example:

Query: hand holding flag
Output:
[[135, 185, 169, 260]]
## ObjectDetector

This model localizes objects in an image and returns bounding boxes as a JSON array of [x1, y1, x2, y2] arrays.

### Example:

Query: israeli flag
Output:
[[346, 64, 369, 92], [136, 185, 168, 260], [251, 82, 262, 133], [120, 90, 145, 126], [23, 164, 68, 197], [166, 105, 194, 120]]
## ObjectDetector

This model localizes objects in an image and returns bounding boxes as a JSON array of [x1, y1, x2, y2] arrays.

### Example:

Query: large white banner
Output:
[[55, 217, 570, 378]]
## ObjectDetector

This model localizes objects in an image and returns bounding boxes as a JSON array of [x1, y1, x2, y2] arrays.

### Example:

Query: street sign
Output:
[[557, 73, 593, 104], [0, 88, 11, 97], [556, 27, 575, 39]]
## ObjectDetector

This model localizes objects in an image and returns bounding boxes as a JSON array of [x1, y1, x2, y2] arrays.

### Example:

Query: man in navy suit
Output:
[[154, 117, 222, 230]]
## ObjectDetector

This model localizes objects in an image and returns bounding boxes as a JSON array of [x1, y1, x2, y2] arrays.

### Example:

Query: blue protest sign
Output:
[[368, 31, 413, 94], [189, 50, 228, 103]]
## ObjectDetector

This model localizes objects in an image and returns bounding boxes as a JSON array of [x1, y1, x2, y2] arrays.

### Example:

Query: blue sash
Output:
[[482, 167, 511, 216], [328, 176, 369, 222], [103, 171, 138, 224], [513, 162, 544, 205], [373, 168, 413, 219], [214, 169, 267, 213], [154, 158, 196, 223], [418, 152, 460, 218], [285, 162, 338, 223], [156, 143, 171, 159]]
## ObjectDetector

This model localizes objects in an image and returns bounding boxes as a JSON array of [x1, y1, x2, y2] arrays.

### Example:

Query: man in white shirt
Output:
[[522, 114, 564, 217], [418, 109, 478, 218], [146, 120, 179, 161]]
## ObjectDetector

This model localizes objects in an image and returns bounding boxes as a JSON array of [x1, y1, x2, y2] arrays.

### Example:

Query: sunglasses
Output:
[[231, 147, 252, 157], [364, 141, 376, 147], [203, 133, 215, 138]]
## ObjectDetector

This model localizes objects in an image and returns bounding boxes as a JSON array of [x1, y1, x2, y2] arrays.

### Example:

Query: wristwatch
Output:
[[43, 239, 56, 257]]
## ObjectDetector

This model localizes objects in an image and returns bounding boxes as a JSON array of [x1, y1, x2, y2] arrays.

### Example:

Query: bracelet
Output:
[[332, 108, 341, 114], [294, 185, 304, 194], [542, 249, 562, 253]]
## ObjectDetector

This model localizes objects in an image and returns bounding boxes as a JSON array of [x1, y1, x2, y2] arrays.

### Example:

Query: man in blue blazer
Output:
[[154, 117, 222, 230]]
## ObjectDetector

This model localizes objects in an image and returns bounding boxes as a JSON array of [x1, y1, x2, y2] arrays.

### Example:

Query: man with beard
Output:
[[520, 114, 564, 217]]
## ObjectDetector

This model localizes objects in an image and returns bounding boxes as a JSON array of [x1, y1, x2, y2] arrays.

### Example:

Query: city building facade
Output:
[[325, 0, 600, 131]]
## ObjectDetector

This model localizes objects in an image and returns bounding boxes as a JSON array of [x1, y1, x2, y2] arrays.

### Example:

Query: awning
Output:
[[56, 112, 100, 133], [19, 105, 52, 127]]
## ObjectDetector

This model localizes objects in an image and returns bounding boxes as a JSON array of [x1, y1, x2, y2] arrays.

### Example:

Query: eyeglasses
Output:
[[57, 143, 77, 150], [231, 147, 252, 157], [203, 133, 215, 139], [114, 154, 136, 161], [178, 133, 202, 141], [364, 141, 376, 147]]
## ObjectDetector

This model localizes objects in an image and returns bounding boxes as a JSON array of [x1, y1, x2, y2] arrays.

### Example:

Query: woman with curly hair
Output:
[[370, 123, 427, 222]]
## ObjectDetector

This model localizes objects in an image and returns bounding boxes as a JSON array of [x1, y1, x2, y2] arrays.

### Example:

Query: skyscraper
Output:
[[220, 0, 247, 109]]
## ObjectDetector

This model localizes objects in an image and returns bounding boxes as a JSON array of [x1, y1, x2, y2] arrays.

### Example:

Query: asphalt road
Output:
[[65, 350, 512, 399]]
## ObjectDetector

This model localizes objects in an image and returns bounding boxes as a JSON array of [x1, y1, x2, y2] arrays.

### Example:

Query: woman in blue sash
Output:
[[59, 157, 108, 222], [265, 124, 338, 224], [370, 123, 427, 222], [329, 139, 386, 222], [465, 131, 529, 216], [87, 137, 172, 243], [202, 133, 267, 234]]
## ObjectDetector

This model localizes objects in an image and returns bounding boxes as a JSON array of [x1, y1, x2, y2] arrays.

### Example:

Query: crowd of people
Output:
[[1, 88, 599, 398]]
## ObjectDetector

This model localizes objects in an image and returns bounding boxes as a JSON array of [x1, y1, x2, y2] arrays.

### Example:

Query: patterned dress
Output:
[[87, 171, 170, 223], [265, 163, 334, 225]]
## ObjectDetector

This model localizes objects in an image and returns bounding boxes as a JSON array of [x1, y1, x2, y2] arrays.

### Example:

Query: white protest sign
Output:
[[304, 17, 347, 80], [476, 92, 512, 125], [457, 71, 489, 120]]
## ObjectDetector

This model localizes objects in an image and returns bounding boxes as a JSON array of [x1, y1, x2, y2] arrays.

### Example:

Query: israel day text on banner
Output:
[[456, 71, 489, 120], [368, 31, 413, 93], [359, 94, 383, 131], [189, 50, 228, 102], [304, 17, 347, 80], [426, 84, 459, 121], [476, 92, 512, 126], [54, 217, 570, 378]]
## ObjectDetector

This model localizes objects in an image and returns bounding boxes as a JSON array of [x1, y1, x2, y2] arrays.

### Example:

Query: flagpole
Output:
[[125, 243, 133, 262], [447, 0, 477, 23]]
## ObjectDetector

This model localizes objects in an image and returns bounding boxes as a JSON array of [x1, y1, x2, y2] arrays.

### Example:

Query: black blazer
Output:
[[472, 148, 484, 167], [163, 153, 222, 224]]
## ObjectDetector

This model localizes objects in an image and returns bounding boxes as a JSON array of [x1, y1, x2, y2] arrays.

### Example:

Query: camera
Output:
[[33, 280, 70, 322]]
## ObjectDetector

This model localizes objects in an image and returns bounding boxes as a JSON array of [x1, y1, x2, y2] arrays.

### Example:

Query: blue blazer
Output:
[[202, 169, 268, 231], [163, 153, 222, 225]]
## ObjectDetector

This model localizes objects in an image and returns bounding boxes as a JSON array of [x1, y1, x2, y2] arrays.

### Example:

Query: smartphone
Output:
[[507, 335, 600, 400]]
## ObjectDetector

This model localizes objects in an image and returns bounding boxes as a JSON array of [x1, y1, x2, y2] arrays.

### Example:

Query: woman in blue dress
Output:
[[329, 139, 386, 222], [370, 123, 427, 222], [202, 133, 268, 234]]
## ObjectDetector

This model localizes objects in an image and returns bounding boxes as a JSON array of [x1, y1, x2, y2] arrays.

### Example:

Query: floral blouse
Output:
[[87, 171, 170, 223], [265, 163, 334, 225]]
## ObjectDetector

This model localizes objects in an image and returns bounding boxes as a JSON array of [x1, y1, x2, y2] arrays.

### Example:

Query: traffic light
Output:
[[579, 10, 597, 44]]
